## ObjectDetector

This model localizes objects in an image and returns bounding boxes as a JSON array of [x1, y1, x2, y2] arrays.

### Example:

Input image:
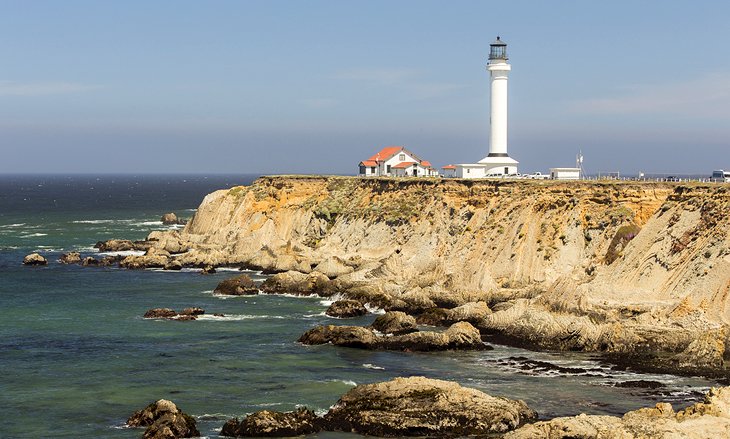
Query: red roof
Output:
[[360, 160, 378, 166], [367, 146, 405, 162], [442, 165, 456, 169], [421, 161, 433, 167], [392, 161, 418, 169]]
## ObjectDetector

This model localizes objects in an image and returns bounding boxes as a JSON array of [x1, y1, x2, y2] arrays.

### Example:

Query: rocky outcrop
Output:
[[59, 252, 81, 264], [120, 248, 170, 269], [371, 311, 418, 334], [143, 308, 204, 321], [221, 407, 322, 437], [213, 274, 258, 296], [127, 399, 199, 439], [82, 256, 100, 266], [23, 253, 47, 265], [135, 177, 730, 374], [95, 239, 152, 252], [260, 271, 335, 296], [324, 376, 536, 436], [326, 300, 367, 318], [299, 322, 487, 351], [161, 213, 185, 225], [505, 386, 730, 439]]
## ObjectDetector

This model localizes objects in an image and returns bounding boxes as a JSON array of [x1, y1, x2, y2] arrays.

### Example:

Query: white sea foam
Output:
[[215, 267, 244, 272], [196, 314, 285, 321], [365, 304, 386, 314], [0, 223, 26, 228], [20, 233, 48, 238], [260, 292, 320, 299], [363, 363, 385, 370], [72, 219, 118, 224]]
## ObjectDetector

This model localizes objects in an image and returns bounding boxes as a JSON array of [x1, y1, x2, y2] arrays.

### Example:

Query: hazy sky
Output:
[[1, 1, 729, 175]]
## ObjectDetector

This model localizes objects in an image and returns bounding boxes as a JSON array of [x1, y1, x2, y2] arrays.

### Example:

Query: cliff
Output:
[[149, 176, 730, 375]]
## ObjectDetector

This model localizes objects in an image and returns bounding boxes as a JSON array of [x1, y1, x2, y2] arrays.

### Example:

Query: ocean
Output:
[[0, 174, 718, 438]]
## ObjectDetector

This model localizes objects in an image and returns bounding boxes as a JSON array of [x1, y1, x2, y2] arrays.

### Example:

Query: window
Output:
[[467, 168, 470, 174], [370, 167, 376, 173], [386, 165, 391, 173], [399, 153, 405, 161]]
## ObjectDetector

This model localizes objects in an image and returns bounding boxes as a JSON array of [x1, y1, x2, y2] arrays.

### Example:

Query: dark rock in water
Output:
[[323, 376, 537, 436], [180, 307, 205, 316], [144, 308, 178, 319], [213, 313, 226, 317], [299, 322, 488, 352], [221, 407, 323, 437], [201, 265, 217, 275], [214, 274, 258, 295], [22, 253, 48, 266], [59, 252, 81, 264], [161, 212, 184, 225], [174, 315, 197, 321], [260, 271, 335, 296], [81, 256, 100, 266], [95, 238, 153, 252], [615, 380, 665, 389], [371, 311, 418, 335], [326, 300, 367, 318], [127, 399, 199, 439], [164, 260, 183, 271], [100, 255, 124, 266]]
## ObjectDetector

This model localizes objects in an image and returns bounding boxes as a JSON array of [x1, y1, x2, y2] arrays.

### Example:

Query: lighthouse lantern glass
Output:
[[489, 44, 507, 60]]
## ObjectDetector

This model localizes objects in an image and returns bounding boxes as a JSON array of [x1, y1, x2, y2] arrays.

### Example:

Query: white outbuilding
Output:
[[550, 167, 581, 180]]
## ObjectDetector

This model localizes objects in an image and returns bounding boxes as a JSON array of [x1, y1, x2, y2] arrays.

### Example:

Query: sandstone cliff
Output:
[[149, 176, 730, 374]]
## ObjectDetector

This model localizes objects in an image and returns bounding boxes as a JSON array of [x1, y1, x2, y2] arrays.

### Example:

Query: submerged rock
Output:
[[144, 308, 178, 319], [180, 307, 205, 316], [23, 253, 47, 266], [221, 407, 323, 437], [127, 399, 199, 439], [371, 311, 418, 335], [298, 325, 378, 349], [59, 252, 81, 264], [214, 274, 258, 296], [326, 300, 367, 318], [324, 376, 537, 436], [81, 256, 100, 266]]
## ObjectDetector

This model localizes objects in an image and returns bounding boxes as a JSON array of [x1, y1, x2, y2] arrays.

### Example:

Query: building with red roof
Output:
[[358, 146, 438, 177]]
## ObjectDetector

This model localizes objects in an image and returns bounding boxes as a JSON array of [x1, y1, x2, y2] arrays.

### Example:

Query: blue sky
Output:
[[1, 1, 729, 175]]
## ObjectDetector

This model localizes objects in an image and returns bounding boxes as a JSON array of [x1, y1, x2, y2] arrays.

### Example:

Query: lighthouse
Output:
[[457, 36, 519, 178]]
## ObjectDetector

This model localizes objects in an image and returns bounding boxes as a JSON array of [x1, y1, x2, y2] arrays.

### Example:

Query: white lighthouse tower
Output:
[[478, 36, 518, 173], [456, 36, 518, 178]]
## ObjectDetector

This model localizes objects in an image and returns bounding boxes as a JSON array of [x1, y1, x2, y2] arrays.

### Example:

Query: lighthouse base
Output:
[[455, 156, 519, 179]]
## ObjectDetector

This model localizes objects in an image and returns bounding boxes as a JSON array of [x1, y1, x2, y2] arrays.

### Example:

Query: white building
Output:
[[441, 165, 457, 178], [358, 146, 438, 177], [550, 168, 581, 180], [456, 37, 519, 178]]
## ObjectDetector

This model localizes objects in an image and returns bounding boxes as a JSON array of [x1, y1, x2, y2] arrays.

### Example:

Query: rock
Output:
[[221, 407, 323, 437], [81, 256, 100, 266], [314, 256, 354, 279], [299, 322, 487, 352], [323, 376, 537, 436], [120, 253, 169, 269], [147, 230, 190, 254], [505, 386, 730, 439], [415, 308, 449, 326], [161, 213, 183, 225], [371, 311, 418, 335], [326, 300, 367, 318], [214, 274, 258, 296], [100, 255, 124, 266], [23, 253, 47, 266], [615, 380, 665, 389], [58, 252, 81, 264], [127, 399, 199, 439], [260, 270, 334, 296], [95, 238, 152, 252], [385, 321, 489, 351], [144, 308, 178, 319], [673, 327, 727, 370], [164, 260, 183, 271], [446, 301, 492, 324], [180, 307, 205, 316], [298, 325, 378, 349], [201, 265, 216, 274]]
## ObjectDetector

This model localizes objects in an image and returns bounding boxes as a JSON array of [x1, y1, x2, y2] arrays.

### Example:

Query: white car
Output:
[[529, 172, 550, 180]]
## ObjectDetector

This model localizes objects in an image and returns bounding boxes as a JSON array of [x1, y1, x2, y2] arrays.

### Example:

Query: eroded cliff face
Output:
[[151, 176, 730, 372]]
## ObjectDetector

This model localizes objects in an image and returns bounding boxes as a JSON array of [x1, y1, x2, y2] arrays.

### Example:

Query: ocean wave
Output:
[[72, 220, 118, 224], [0, 223, 26, 228], [259, 292, 321, 299], [20, 233, 48, 238], [304, 312, 327, 318], [196, 412, 238, 421], [363, 363, 385, 370], [73, 246, 99, 252], [196, 314, 286, 321], [325, 379, 357, 387]]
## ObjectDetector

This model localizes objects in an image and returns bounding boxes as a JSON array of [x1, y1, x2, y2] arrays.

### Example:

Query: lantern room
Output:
[[489, 36, 508, 61]]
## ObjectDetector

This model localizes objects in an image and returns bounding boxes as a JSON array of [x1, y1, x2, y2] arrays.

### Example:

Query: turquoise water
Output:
[[0, 175, 719, 438]]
